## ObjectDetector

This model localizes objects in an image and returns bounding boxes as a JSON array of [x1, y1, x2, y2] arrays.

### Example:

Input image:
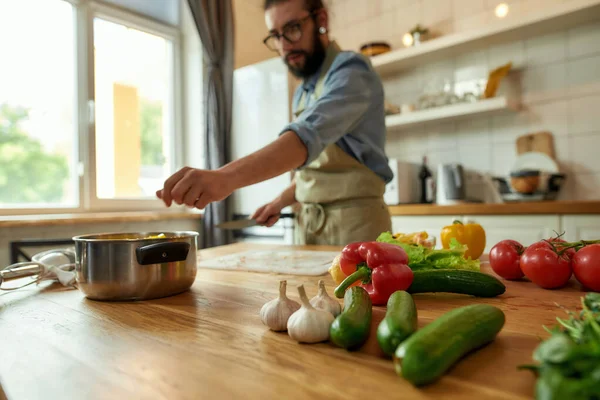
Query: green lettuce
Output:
[[376, 232, 480, 271]]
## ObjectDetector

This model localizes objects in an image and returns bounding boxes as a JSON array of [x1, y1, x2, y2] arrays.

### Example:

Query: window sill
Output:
[[0, 210, 203, 228]]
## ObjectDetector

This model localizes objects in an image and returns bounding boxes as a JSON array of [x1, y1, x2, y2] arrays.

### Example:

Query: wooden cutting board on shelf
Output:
[[516, 131, 555, 159]]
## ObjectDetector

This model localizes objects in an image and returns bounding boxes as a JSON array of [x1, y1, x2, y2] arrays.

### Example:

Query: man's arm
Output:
[[157, 54, 375, 210], [157, 131, 306, 209], [219, 131, 306, 190]]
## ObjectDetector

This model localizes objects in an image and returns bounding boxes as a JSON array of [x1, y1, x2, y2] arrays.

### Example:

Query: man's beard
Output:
[[284, 27, 326, 79]]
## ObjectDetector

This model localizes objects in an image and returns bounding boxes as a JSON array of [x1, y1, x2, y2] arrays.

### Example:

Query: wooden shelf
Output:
[[388, 201, 600, 216], [372, 0, 600, 76], [386, 96, 519, 131]]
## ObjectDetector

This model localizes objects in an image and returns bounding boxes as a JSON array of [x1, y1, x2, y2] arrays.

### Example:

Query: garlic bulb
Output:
[[287, 284, 335, 343], [260, 280, 300, 331], [310, 280, 342, 317]]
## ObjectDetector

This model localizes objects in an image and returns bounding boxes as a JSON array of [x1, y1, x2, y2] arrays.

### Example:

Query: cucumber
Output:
[[377, 291, 418, 357], [394, 304, 505, 386], [408, 269, 506, 297], [329, 286, 372, 350]]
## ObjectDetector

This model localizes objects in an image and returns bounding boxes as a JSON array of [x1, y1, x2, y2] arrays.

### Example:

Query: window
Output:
[[0, 0, 187, 215], [92, 17, 176, 201], [0, 0, 78, 209]]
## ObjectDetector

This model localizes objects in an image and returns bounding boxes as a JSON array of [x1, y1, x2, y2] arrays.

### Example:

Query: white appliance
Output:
[[230, 57, 294, 244], [384, 159, 420, 205], [436, 163, 467, 205]]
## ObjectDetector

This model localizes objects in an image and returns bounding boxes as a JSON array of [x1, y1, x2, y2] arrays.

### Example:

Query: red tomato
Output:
[[572, 244, 600, 291], [528, 239, 576, 260], [520, 246, 572, 289], [489, 239, 525, 280], [548, 238, 576, 259]]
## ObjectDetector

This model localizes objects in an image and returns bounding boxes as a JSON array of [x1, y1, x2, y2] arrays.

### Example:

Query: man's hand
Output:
[[156, 167, 234, 209], [251, 201, 284, 227], [156, 131, 306, 211]]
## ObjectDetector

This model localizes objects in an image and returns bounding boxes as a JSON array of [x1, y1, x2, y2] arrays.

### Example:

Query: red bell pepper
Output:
[[333, 241, 413, 305]]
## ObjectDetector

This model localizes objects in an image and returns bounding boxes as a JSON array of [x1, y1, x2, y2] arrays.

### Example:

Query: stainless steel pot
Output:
[[72, 231, 199, 301], [1, 231, 199, 301]]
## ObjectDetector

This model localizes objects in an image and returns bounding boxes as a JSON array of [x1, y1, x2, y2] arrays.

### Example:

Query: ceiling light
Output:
[[495, 3, 509, 18]]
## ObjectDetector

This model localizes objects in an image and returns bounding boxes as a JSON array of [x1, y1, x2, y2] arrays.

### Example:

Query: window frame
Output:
[[0, 0, 185, 216]]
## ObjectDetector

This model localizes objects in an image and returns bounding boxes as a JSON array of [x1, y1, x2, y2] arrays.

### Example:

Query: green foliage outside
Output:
[[139, 99, 165, 166], [0, 98, 164, 206], [0, 104, 69, 204]]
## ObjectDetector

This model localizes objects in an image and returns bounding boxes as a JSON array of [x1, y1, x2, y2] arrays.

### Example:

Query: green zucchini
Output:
[[394, 304, 505, 386], [407, 269, 506, 297], [329, 286, 372, 350], [377, 291, 418, 357]]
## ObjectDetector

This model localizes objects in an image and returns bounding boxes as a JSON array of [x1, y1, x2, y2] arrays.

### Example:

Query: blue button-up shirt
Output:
[[281, 50, 393, 184]]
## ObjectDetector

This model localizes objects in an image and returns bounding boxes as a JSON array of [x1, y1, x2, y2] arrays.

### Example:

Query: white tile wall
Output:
[[488, 40, 526, 70], [456, 117, 491, 146], [455, 50, 489, 82], [567, 55, 600, 96], [575, 173, 600, 200], [569, 133, 600, 174], [427, 122, 458, 150], [328, 0, 600, 200], [491, 110, 529, 144], [568, 94, 600, 136], [568, 23, 600, 59], [458, 143, 493, 172], [525, 31, 567, 67], [527, 101, 569, 137], [521, 62, 567, 103]]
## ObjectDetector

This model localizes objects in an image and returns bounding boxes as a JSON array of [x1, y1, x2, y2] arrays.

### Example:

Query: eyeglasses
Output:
[[263, 13, 315, 52]]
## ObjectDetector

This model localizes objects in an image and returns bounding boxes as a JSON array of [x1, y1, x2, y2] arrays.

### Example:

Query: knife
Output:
[[215, 213, 295, 230]]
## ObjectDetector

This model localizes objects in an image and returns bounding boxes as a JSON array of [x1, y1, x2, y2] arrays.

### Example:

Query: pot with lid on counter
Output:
[[1, 231, 199, 301]]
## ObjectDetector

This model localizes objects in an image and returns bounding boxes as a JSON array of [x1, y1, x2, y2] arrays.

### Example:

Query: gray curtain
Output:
[[187, 0, 234, 248]]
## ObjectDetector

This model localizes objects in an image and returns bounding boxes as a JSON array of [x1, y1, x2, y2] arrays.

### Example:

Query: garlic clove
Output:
[[309, 280, 342, 317], [287, 284, 335, 343], [260, 280, 300, 332]]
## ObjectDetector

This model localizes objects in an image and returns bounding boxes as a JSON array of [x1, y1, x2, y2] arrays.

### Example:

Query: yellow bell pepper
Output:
[[328, 254, 359, 287], [441, 220, 486, 260]]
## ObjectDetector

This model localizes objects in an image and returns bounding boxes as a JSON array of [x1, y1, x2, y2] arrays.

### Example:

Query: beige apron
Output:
[[293, 41, 392, 246]]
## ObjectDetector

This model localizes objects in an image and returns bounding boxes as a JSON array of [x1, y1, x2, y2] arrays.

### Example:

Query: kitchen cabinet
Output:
[[471, 216, 561, 251], [561, 215, 600, 241], [391, 215, 561, 252]]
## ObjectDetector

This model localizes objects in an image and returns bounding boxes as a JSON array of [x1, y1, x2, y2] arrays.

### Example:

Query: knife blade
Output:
[[215, 213, 295, 230]]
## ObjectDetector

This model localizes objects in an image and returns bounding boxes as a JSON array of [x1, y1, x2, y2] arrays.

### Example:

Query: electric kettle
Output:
[[436, 164, 466, 205]]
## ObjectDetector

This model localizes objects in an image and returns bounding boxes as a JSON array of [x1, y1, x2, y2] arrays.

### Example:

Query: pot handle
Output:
[[136, 242, 190, 265]]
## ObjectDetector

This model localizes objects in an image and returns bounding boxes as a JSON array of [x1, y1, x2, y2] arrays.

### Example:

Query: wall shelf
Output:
[[385, 96, 519, 131], [371, 0, 600, 76]]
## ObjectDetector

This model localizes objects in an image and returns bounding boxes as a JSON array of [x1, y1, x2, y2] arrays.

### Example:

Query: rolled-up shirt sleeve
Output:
[[280, 56, 374, 167]]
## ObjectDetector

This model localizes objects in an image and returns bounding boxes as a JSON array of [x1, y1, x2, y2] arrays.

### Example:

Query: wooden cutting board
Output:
[[197, 249, 339, 276], [516, 131, 555, 159]]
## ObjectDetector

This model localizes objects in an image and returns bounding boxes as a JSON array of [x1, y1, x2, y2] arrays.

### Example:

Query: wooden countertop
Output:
[[0, 210, 202, 228], [1, 200, 598, 229], [389, 200, 600, 216], [0, 243, 588, 399]]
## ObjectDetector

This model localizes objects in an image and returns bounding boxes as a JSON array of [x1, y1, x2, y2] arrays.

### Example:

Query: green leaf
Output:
[[375, 232, 480, 272], [584, 293, 600, 312], [534, 334, 576, 364]]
